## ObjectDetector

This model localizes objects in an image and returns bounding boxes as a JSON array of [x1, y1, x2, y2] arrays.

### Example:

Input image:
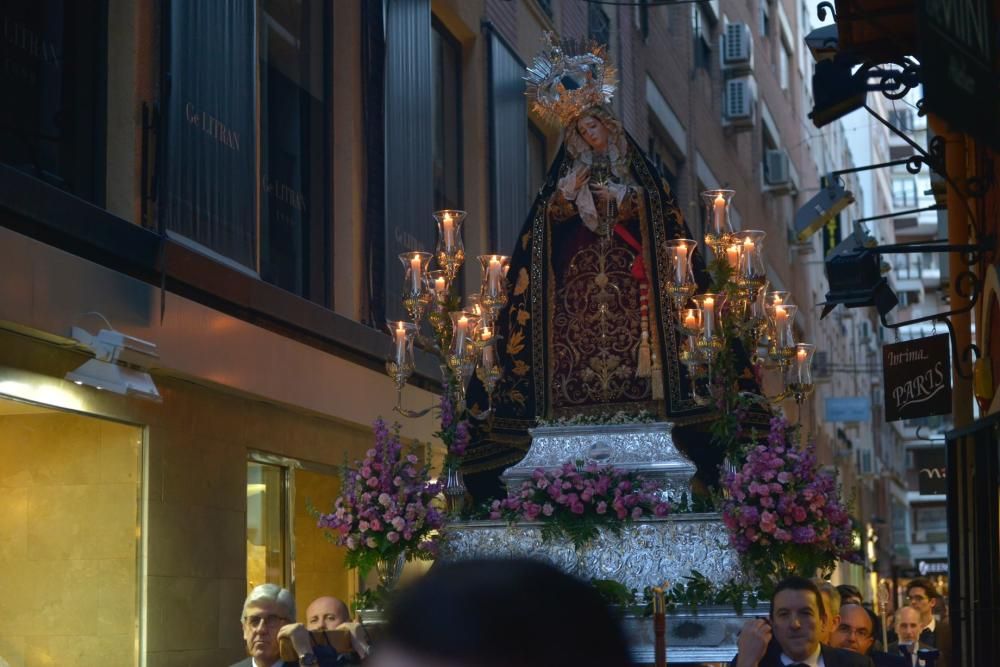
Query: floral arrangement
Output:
[[489, 462, 670, 547], [720, 416, 861, 588], [436, 391, 470, 472], [317, 418, 444, 578], [536, 409, 657, 427]]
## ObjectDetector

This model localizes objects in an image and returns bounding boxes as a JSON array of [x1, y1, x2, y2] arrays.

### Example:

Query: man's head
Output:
[[240, 583, 295, 664], [811, 579, 841, 644], [306, 596, 351, 630], [905, 578, 939, 624], [895, 605, 922, 643], [770, 576, 826, 661], [836, 584, 863, 606], [830, 604, 875, 654]]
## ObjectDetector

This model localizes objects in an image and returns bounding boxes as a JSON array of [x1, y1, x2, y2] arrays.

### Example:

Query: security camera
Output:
[[795, 177, 855, 242]]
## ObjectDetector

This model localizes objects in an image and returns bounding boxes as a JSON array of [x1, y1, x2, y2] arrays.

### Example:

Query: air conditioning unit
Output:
[[765, 149, 791, 192], [724, 76, 756, 129], [722, 22, 753, 71]]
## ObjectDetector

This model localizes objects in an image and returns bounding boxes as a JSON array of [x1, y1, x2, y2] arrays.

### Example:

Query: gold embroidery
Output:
[[513, 268, 530, 295]]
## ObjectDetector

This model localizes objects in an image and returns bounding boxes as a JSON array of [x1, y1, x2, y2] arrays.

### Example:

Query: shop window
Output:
[[0, 397, 141, 666], [259, 0, 333, 303], [247, 460, 289, 591], [0, 1, 108, 206], [247, 455, 353, 608], [160, 0, 333, 305]]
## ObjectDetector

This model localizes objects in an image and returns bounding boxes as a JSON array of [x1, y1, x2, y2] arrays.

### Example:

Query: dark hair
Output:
[[836, 584, 863, 603], [771, 576, 827, 621], [906, 578, 939, 599], [384, 558, 635, 667]]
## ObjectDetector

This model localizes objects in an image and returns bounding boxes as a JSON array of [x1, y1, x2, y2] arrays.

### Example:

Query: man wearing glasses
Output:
[[830, 604, 905, 667], [231, 583, 336, 667], [904, 579, 943, 648]]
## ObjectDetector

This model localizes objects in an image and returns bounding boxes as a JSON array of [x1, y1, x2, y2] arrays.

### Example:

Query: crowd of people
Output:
[[229, 562, 948, 667]]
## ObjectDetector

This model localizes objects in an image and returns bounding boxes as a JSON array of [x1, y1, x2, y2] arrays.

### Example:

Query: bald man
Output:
[[888, 606, 923, 665], [306, 596, 351, 631], [304, 596, 370, 658]]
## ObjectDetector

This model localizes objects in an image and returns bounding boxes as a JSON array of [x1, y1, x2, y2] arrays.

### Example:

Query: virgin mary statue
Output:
[[463, 37, 712, 500]]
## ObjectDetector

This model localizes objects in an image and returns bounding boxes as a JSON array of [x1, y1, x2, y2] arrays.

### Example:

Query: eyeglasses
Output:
[[907, 594, 928, 602], [244, 613, 288, 629]]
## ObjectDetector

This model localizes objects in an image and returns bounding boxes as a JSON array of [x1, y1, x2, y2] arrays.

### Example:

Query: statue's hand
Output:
[[574, 167, 590, 190], [589, 183, 611, 210]]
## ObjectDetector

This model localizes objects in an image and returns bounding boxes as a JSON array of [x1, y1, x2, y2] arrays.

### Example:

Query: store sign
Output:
[[914, 448, 947, 495], [883, 334, 952, 422], [917, 558, 948, 575], [918, 0, 999, 147], [825, 396, 871, 422]]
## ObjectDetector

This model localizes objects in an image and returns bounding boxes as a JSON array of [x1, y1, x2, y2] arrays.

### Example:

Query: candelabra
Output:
[[385, 210, 507, 424], [672, 190, 818, 415]]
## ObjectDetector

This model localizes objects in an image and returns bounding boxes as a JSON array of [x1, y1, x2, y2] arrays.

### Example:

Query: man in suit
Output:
[[904, 579, 944, 648], [230, 583, 337, 667], [830, 604, 906, 667], [813, 579, 842, 645], [734, 576, 874, 667]]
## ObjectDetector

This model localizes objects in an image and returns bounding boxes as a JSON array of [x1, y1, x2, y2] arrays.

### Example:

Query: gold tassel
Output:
[[637, 331, 651, 377], [651, 354, 664, 400]]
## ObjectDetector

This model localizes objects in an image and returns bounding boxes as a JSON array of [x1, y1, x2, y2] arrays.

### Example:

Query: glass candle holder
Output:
[[735, 230, 767, 290], [768, 303, 798, 358], [385, 320, 418, 383], [787, 343, 816, 396], [426, 269, 449, 304], [399, 251, 432, 299], [478, 254, 511, 317], [434, 210, 467, 280], [450, 310, 475, 359], [666, 238, 698, 308], [679, 307, 703, 337], [701, 189, 735, 254], [693, 293, 722, 341]]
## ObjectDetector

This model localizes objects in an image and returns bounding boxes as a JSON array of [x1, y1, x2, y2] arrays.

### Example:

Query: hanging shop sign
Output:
[[914, 448, 947, 495], [918, 0, 999, 148], [883, 334, 952, 422], [917, 558, 948, 576], [824, 396, 871, 422]]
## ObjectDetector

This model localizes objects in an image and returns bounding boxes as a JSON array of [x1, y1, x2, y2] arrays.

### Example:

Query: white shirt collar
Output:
[[925, 616, 936, 632], [780, 644, 823, 667], [252, 659, 284, 667]]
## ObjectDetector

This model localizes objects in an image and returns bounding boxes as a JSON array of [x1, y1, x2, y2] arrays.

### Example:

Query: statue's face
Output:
[[576, 115, 609, 153]]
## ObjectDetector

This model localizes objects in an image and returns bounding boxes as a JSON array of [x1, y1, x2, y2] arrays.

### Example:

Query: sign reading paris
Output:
[[882, 334, 952, 422]]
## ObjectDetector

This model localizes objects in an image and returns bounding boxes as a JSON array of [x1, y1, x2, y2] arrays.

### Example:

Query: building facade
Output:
[[0, 1, 870, 665]]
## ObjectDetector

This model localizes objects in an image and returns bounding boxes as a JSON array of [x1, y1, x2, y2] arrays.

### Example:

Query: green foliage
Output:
[[639, 571, 762, 616]]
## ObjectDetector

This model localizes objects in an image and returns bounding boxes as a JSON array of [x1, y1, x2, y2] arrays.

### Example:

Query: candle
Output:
[[713, 193, 726, 235], [675, 244, 689, 284], [482, 342, 495, 368], [480, 326, 492, 342], [409, 254, 422, 293], [725, 244, 740, 269], [434, 276, 446, 294], [455, 315, 469, 350], [442, 212, 455, 251], [796, 347, 807, 364], [703, 296, 715, 340], [774, 305, 788, 346], [683, 310, 697, 330], [488, 255, 502, 295], [742, 237, 755, 276], [773, 294, 783, 306], [394, 322, 407, 365]]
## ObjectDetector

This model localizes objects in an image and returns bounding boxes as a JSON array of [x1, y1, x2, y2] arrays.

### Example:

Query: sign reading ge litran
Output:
[[882, 334, 952, 423]]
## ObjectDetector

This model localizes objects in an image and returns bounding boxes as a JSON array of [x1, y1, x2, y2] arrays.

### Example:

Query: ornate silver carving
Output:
[[442, 513, 744, 593], [501, 422, 696, 501]]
